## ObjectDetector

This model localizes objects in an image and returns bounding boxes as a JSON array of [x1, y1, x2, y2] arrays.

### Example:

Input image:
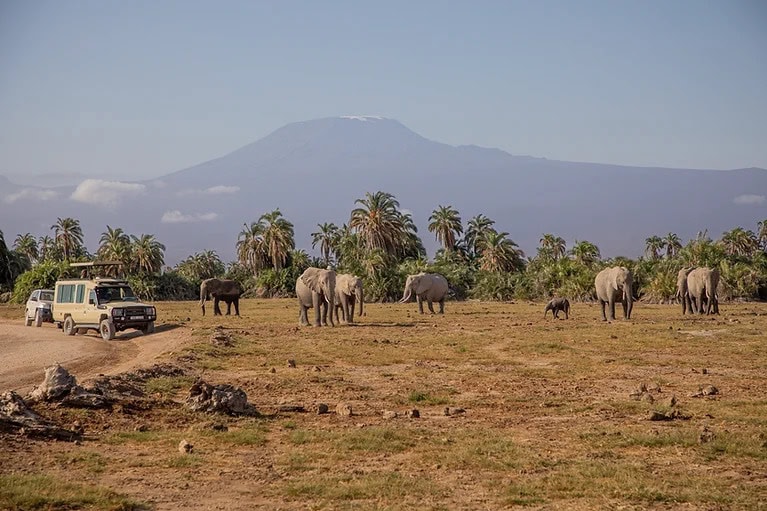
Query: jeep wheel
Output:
[[63, 316, 76, 336], [24, 311, 32, 327], [34, 310, 43, 327], [140, 321, 155, 335], [100, 319, 115, 341]]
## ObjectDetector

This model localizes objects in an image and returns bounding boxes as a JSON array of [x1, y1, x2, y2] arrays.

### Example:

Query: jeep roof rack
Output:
[[69, 261, 124, 279], [69, 261, 122, 267]]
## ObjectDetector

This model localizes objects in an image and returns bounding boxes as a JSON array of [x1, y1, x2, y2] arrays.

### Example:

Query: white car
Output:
[[25, 289, 54, 327]]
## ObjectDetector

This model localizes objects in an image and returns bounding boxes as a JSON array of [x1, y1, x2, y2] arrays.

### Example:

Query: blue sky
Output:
[[1, 0, 765, 185]]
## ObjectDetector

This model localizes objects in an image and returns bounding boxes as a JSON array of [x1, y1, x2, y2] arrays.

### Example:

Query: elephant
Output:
[[595, 266, 633, 321], [399, 272, 449, 314], [296, 267, 336, 327], [334, 273, 364, 324], [686, 267, 720, 315], [676, 267, 695, 314], [200, 278, 241, 316], [544, 297, 570, 319]]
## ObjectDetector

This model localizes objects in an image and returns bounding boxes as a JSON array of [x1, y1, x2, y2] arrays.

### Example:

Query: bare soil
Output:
[[1, 300, 766, 510]]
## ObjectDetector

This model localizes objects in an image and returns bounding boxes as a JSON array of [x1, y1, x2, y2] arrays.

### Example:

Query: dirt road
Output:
[[0, 319, 191, 393]]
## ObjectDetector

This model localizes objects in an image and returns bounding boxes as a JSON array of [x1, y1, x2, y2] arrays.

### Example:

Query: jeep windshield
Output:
[[39, 291, 54, 301], [96, 286, 139, 303]]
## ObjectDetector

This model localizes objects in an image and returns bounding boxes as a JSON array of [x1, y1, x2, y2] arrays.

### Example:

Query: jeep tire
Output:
[[63, 316, 76, 336], [100, 319, 115, 341], [140, 321, 155, 335], [24, 311, 32, 327], [34, 310, 43, 327]]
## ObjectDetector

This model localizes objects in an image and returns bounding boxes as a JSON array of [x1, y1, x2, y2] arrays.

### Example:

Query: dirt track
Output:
[[0, 319, 190, 393]]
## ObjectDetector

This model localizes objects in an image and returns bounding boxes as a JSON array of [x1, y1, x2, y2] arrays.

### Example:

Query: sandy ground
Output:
[[0, 319, 190, 394]]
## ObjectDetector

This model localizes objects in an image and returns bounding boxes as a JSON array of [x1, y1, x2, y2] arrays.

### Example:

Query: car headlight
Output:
[[145, 307, 156, 316], [112, 308, 125, 317]]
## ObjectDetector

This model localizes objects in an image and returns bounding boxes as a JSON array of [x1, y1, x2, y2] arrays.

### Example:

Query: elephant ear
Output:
[[301, 268, 324, 294], [343, 276, 357, 295]]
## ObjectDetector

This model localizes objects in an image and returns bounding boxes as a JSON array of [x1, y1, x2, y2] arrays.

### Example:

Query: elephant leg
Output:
[[417, 296, 424, 314], [233, 298, 240, 316], [565, 308, 569, 320], [340, 295, 350, 324], [438, 299, 444, 314], [214, 297, 222, 316], [621, 299, 628, 319], [298, 301, 310, 326], [697, 293, 705, 315], [348, 299, 355, 323], [607, 297, 616, 321], [600, 300, 607, 321], [312, 293, 321, 327], [225, 300, 231, 315], [427, 299, 435, 314]]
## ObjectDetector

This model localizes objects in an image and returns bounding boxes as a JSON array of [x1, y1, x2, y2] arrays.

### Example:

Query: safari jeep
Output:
[[53, 267, 156, 340]]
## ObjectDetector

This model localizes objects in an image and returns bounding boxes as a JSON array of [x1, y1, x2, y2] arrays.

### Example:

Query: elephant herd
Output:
[[197, 265, 721, 325]]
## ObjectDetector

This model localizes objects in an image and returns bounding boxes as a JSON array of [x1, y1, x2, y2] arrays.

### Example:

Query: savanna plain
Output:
[[1, 299, 766, 510]]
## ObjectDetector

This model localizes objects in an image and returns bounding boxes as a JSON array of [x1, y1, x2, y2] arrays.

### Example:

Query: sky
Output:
[[1, 0, 766, 186]]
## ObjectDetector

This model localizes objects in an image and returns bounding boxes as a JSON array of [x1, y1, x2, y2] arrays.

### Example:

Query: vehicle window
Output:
[[120, 286, 138, 301], [76, 284, 86, 303], [31, 291, 38, 301], [40, 291, 54, 301], [89, 290, 96, 305], [56, 285, 75, 303]]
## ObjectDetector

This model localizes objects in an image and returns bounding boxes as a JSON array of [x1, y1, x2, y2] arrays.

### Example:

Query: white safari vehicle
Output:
[[52, 262, 157, 340], [24, 289, 54, 327]]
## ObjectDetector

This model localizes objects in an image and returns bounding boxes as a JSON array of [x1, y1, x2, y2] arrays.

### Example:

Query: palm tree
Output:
[[51, 217, 84, 261], [38, 235, 58, 262], [539, 234, 566, 260], [478, 231, 525, 272], [349, 191, 407, 255], [13, 233, 39, 264], [177, 250, 224, 280], [756, 219, 767, 251], [464, 214, 495, 257], [129, 234, 165, 274], [311, 222, 339, 266], [237, 222, 267, 273], [644, 236, 664, 260], [98, 226, 130, 260], [719, 227, 758, 257], [428, 205, 463, 252], [663, 233, 682, 258], [259, 209, 295, 270], [570, 240, 601, 265]]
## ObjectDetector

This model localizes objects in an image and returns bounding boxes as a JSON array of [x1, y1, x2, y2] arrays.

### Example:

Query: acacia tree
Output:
[[428, 205, 463, 252], [51, 217, 84, 261]]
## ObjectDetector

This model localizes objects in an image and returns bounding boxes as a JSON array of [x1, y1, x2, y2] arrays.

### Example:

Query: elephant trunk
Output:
[[356, 286, 364, 317], [625, 285, 633, 319], [200, 286, 208, 316]]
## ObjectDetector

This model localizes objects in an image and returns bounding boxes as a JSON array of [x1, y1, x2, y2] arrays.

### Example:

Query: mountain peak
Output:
[[338, 115, 388, 122]]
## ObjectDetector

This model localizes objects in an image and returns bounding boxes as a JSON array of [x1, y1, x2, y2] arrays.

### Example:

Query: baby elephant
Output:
[[544, 297, 570, 319]]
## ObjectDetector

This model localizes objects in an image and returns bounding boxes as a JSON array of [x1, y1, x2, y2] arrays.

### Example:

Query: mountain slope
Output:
[[1, 116, 765, 264]]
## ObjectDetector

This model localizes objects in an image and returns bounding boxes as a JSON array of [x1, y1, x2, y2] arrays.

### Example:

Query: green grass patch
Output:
[[144, 375, 196, 398], [283, 471, 444, 501], [408, 390, 450, 405], [53, 450, 108, 474], [165, 454, 203, 468], [0, 474, 146, 510]]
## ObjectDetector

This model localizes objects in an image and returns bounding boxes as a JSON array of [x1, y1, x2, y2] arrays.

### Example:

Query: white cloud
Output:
[[161, 210, 219, 224], [733, 194, 766, 206], [70, 179, 146, 206], [177, 185, 240, 196], [4, 188, 59, 204]]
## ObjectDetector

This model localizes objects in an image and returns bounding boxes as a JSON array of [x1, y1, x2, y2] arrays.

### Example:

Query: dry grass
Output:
[[2, 298, 767, 510]]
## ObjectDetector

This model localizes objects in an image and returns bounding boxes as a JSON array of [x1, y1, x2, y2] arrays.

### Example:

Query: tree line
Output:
[[2, 191, 766, 304]]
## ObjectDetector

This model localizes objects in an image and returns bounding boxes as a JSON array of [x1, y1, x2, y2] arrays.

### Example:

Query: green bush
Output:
[[11, 261, 74, 304]]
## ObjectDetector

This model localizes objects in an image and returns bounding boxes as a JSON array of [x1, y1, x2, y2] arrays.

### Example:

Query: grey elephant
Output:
[[399, 272, 449, 314], [686, 267, 720, 315], [200, 278, 241, 316], [544, 297, 570, 319], [296, 267, 336, 327], [676, 267, 694, 314], [595, 266, 633, 321], [334, 273, 364, 324]]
